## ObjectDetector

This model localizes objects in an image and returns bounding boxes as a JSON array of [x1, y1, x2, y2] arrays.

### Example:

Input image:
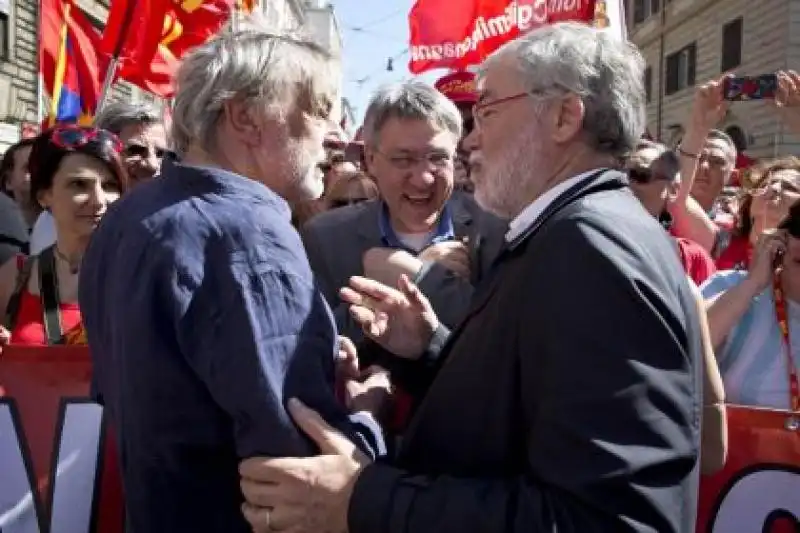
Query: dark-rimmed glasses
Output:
[[374, 148, 453, 171], [51, 125, 123, 154], [472, 88, 563, 127]]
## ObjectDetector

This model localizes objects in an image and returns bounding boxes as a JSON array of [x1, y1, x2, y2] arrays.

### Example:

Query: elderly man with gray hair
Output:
[[78, 27, 384, 533], [239, 22, 703, 533], [95, 101, 169, 184]]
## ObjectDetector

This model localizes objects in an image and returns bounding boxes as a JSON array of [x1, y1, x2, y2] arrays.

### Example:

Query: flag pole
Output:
[[36, 0, 43, 126], [94, 0, 138, 118]]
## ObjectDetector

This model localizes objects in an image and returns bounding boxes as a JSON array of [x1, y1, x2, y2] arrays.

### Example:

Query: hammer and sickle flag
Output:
[[106, 0, 245, 98]]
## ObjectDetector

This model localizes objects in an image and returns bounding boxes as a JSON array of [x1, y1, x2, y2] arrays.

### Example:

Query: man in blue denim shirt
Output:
[[79, 29, 384, 533]]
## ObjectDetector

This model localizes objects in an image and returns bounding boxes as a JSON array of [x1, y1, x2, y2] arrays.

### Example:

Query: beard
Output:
[[285, 139, 325, 201], [472, 125, 542, 219]]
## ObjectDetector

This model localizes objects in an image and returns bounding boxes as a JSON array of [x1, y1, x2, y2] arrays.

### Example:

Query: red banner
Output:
[[696, 405, 800, 532], [118, 0, 238, 97], [0, 346, 123, 533], [408, 0, 597, 74]]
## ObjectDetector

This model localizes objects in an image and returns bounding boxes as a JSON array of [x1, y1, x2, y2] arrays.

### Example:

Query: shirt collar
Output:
[[378, 200, 455, 252], [163, 158, 292, 222], [505, 169, 601, 243]]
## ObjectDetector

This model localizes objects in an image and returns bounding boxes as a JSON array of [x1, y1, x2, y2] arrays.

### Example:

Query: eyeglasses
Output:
[[123, 144, 171, 160], [699, 153, 729, 169], [51, 126, 123, 153], [375, 148, 453, 171], [472, 88, 563, 127], [329, 197, 369, 209]]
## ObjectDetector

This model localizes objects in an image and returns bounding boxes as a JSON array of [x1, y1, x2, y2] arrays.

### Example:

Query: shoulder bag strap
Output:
[[38, 246, 64, 345]]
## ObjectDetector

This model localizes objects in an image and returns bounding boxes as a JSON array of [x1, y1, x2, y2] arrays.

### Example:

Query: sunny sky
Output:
[[331, 0, 442, 125]]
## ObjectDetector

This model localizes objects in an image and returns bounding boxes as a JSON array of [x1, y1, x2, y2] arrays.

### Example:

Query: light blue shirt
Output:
[[701, 269, 800, 409]]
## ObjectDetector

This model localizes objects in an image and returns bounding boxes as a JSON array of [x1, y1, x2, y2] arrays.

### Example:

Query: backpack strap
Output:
[[38, 246, 64, 346], [5, 253, 36, 330]]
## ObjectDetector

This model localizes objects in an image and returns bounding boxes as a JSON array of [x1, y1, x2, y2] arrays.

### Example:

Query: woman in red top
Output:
[[0, 125, 128, 345], [715, 157, 800, 270]]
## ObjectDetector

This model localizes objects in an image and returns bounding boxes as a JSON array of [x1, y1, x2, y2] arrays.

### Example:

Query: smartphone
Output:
[[723, 74, 778, 101]]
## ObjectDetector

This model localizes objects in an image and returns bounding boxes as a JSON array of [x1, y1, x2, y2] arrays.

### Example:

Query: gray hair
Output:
[[95, 101, 161, 136], [362, 81, 462, 148], [171, 21, 340, 157], [482, 22, 646, 157], [707, 129, 737, 162]]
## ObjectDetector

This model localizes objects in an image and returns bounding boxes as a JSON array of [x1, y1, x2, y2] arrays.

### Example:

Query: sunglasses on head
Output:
[[123, 144, 171, 160], [51, 125, 123, 153]]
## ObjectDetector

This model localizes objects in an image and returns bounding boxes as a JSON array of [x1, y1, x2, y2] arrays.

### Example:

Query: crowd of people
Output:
[[0, 17, 798, 533]]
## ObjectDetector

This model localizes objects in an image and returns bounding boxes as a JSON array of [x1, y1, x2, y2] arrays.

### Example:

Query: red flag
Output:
[[408, 0, 597, 74], [101, 0, 172, 66], [119, 0, 237, 98]]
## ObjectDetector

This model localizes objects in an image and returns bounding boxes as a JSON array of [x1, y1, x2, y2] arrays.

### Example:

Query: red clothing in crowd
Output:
[[9, 254, 84, 345], [10, 290, 82, 345], [715, 234, 752, 271], [676, 237, 717, 285]]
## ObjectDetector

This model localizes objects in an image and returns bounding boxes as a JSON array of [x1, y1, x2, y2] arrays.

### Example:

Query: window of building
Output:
[[0, 0, 10, 62], [632, 0, 661, 24], [721, 17, 743, 72], [644, 66, 653, 103], [665, 43, 697, 96]]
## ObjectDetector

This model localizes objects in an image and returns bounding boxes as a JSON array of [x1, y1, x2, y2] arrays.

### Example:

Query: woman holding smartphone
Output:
[[702, 200, 800, 413]]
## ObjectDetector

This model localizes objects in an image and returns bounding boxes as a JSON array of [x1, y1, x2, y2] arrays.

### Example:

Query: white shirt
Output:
[[30, 211, 57, 255], [505, 170, 601, 242]]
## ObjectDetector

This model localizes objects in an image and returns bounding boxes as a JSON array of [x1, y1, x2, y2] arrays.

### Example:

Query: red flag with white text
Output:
[[0, 346, 124, 533], [407, 0, 598, 74]]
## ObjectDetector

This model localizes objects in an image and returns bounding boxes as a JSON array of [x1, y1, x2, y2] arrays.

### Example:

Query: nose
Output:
[[87, 182, 107, 210], [408, 166, 437, 189]]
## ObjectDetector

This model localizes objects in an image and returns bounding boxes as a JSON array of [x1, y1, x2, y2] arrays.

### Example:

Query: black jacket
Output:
[[348, 169, 703, 533]]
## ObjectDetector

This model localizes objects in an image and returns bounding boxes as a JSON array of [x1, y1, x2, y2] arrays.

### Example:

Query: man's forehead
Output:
[[476, 58, 524, 102], [120, 122, 167, 145], [378, 118, 457, 151], [703, 139, 733, 157]]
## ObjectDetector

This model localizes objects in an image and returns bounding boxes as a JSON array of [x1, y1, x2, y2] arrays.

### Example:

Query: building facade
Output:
[[0, 0, 159, 150], [628, 0, 800, 158]]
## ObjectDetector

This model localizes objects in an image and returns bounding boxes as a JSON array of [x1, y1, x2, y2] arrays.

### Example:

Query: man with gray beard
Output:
[[238, 22, 703, 533], [78, 27, 384, 533]]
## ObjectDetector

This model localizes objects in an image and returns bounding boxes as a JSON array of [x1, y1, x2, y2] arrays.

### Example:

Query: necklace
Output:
[[54, 247, 81, 275]]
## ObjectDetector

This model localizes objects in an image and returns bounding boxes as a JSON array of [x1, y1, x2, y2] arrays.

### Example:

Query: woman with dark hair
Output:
[[0, 125, 128, 345]]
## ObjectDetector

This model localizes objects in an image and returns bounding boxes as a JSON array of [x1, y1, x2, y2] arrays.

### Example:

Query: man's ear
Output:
[[551, 94, 585, 145], [222, 99, 261, 147]]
